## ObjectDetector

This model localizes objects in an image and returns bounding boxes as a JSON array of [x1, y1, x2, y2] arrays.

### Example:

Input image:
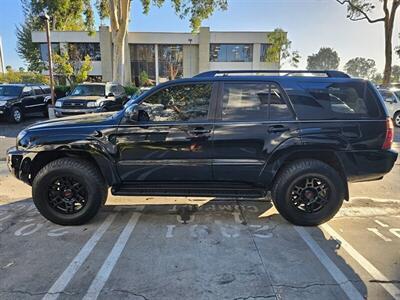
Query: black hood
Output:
[[25, 112, 121, 131], [0, 96, 18, 101]]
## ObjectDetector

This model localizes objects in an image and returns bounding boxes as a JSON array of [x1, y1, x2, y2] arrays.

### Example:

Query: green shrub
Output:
[[124, 85, 140, 96], [55, 85, 71, 99]]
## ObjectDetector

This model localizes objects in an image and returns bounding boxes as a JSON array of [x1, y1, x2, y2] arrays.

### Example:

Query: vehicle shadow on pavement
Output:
[[0, 198, 369, 300]]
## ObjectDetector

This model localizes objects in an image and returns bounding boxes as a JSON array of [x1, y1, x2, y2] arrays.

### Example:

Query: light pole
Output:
[[39, 12, 55, 110]]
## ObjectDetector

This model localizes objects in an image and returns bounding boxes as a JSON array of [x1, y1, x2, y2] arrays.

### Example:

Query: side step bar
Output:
[[112, 183, 266, 198]]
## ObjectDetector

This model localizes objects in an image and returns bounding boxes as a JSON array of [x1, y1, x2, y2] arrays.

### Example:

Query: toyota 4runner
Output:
[[7, 70, 398, 226]]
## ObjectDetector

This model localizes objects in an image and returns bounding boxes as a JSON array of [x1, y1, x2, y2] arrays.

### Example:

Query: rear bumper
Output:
[[341, 149, 398, 182], [6, 147, 33, 185]]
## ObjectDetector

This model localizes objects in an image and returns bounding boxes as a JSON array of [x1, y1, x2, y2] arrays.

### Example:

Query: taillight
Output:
[[382, 118, 394, 150]]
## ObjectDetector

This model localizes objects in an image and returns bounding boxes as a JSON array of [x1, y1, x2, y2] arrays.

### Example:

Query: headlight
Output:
[[55, 101, 62, 108], [17, 130, 29, 148], [87, 101, 98, 108], [0, 100, 7, 106]]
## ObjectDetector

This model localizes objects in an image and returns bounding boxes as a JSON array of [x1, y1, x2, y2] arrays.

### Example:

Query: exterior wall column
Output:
[[252, 43, 261, 70], [183, 44, 199, 77], [155, 44, 159, 85], [198, 27, 210, 72], [99, 26, 113, 82]]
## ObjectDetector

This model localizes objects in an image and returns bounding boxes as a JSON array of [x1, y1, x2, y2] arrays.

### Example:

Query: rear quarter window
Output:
[[286, 81, 381, 120]]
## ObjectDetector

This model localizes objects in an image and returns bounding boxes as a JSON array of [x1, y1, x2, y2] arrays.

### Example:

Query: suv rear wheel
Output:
[[32, 158, 108, 225], [272, 159, 345, 226]]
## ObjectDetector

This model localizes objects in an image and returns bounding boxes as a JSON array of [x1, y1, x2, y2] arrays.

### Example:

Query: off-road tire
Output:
[[272, 159, 345, 226], [32, 158, 108, 225]]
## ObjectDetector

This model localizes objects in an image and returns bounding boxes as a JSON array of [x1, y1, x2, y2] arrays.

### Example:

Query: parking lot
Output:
[[0, 117, 399, 300]]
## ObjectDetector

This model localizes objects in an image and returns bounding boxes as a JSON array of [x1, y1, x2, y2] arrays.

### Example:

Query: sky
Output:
[[0, 0, 399, 73]]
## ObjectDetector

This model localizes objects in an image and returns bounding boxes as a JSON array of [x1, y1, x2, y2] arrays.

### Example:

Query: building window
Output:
[[130, 44, 156, 86], [260, 43, 271, 62], [68, 43, 101, 61], [210, 44, 253, 62], [158, 45, 183, 83], [39, 43, 60, 61]]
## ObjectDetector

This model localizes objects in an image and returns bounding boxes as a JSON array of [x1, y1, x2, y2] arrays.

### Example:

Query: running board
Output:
[[111, 182, 266, 198]]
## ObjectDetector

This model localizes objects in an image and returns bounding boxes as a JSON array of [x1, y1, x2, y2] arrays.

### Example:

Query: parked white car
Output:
[[379, 89, 400, 127]]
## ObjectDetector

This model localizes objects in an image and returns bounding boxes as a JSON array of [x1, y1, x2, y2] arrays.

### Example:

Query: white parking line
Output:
[[42, 210, 120, 300], [83, 212, 141, 300], [322, 224, 400, 300], [294, 226, 364, 300]]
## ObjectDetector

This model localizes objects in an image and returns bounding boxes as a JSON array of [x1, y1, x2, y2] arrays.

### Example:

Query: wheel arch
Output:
[[267, 149, 350, 201], [29, 149, 119, 187]]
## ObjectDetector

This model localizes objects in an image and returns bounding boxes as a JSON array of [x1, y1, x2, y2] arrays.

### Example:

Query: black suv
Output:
[[54, 82, 128, 117], [0, 84, 51, 123], [7, 70, 398, 226]]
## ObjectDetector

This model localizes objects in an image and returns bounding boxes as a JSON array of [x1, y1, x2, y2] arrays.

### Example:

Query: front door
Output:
[[20, 86, 37, 113], [116, 81, 217, 182], [212, 81, 299, 184]]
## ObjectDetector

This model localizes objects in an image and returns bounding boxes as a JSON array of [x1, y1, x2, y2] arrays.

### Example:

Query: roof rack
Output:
[[193, 70, 350, 78]]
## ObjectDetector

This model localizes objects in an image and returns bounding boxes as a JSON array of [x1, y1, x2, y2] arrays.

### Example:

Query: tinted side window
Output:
[[139, 83, 212, 122], [33, 86, 43, 95], [41, 86, 51, 94], [222, 83, 292, 121], [22, 86, 33, 96], [287, 81, 380, 120]]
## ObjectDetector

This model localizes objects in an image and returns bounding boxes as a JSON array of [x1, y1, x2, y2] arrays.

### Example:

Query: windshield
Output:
[[0, 86, 22, 97], [70, 85, 105, 96]]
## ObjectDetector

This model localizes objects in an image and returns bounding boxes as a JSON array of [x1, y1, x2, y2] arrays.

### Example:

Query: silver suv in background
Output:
[[54, 82, 128, 117], [379, 88, 400, 127]]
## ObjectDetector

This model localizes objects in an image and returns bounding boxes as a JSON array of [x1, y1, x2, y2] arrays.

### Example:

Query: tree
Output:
[[96, 0, 228, 84], [53, 52, 93, 85], [336, 0, 400, 86], [307, 47, 340, 70], [264, 28, 301, 68], [371, 72, 383, 84], [17, 0, 95, 72], [392, 65, 400, 82], [344, 57, 376, 79]]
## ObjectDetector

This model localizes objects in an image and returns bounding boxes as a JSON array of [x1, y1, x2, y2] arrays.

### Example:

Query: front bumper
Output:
[[0, 106, 10, 118], [55, 107, 102, 117], [6, 147, 32, 185]]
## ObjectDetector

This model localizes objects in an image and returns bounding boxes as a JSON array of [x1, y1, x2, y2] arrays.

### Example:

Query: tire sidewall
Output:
[[273, 162, 344, 226], [33, 166, 103, 225], [10, 106, 23, 123]]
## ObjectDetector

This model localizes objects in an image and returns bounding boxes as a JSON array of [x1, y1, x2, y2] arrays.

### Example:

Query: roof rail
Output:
[[193, 70, 351, 78]]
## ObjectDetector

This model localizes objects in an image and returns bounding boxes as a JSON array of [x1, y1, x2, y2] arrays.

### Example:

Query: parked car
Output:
[[378, 88, 400, 127], [54, 82, 128, 117], [7, 70, 398, 226], [0, 84, 51, 123]]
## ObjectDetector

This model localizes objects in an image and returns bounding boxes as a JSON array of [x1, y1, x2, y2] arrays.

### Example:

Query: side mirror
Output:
[[107, 92, 115, 98], [65, 91, 69, 96], [385, 97, 394, 104], [124, 105, 139, 122]]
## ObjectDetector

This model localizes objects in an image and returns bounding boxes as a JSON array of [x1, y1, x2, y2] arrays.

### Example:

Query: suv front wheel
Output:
[[272, 159, 345, 226], [32, 158, 108, 225]]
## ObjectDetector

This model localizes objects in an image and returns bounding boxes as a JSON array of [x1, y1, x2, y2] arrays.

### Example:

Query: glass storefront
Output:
[[210, 44, 253, 62], [130, 44, 156, 86], [39, 43, 60, 61], [158, 45, 183, 83], [68, 43, 101, 61]]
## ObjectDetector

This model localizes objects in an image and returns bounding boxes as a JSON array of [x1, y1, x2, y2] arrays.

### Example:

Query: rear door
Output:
[[32, 86, 46, 112], [212, 81, 299, 184]]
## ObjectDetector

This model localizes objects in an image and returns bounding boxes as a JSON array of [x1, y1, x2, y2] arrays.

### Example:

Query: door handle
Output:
[[267, 125, 290, 133], [188, 128, 211, 135]]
